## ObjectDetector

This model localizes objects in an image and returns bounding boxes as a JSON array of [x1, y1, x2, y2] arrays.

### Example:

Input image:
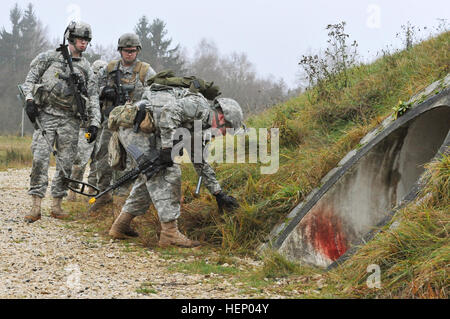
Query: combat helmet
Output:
[[213, 98, 244, 132], [118, 33, 142, 51], [65, 21, 92, 43], [92, 60, 107, 74]]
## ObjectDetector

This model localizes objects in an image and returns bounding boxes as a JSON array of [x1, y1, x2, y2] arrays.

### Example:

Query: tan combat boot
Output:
[[88, 192, 113, 214], [50, 197, 69, 220], [24, 195, 42, 223], [66, 189, 77, 202], [112, 195, 128, 220], [108, 211, 139, 239], [158, 220, 201, 248]]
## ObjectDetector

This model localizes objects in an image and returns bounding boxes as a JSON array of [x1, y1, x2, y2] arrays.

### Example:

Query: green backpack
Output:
[[147, 70, 221, 100]]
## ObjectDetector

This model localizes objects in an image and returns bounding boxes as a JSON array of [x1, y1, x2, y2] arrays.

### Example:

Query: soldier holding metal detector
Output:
[[90, 75, 243, 247], [19, 21, 101, 223], [92, 33, 155, 214]]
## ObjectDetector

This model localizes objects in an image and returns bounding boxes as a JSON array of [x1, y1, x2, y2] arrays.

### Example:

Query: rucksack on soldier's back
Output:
[[147, 70, 222, 101]]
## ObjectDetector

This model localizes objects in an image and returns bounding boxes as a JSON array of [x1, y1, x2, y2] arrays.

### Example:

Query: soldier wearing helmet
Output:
[[91, 33, 156, 214], [107, 83, 243, 248], [21, 21, 101, 223], [65, 21, 92, 47]]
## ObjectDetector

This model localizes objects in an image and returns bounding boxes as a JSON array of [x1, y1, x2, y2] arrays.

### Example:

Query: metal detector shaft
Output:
[[35, 118, 99, 196], [88, 144, 164, 205], [89, 161, 164, 205]]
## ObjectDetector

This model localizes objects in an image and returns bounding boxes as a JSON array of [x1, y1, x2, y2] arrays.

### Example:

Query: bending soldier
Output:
[[67, 60, 107, 201], [108, 84, 242, 248], [21, 21, 101, 223], [92, 33, 156, 213]]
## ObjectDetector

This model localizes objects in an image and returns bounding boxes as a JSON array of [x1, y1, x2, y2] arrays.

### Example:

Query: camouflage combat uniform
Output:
[[69, 120, 98, 188], [96, 59, 155, 195], [22, 49, 101, 199], [69, 61, 106, 190], [118, 85, 221, 222]]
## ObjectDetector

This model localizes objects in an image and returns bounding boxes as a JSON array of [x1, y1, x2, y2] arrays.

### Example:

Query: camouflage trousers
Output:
[[70, 129, 98, 188], [94, 121, 113, 191], [28, 112, 79, 198], [94, 120, 132, 195], [118, 127, 181, 223]]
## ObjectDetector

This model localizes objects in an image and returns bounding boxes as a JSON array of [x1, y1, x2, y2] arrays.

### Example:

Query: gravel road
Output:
[[0, 168, 286, 299]]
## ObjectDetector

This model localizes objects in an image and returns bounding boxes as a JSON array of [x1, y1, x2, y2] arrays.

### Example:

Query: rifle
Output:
[[55, 32, 89, 132], [89, 145, 166, 204], [17, 84, 100, 197], [101, 64, 134, 119]]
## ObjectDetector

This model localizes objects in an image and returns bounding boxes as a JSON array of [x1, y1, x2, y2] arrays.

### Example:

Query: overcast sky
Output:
[[1, 0, 449, 88]]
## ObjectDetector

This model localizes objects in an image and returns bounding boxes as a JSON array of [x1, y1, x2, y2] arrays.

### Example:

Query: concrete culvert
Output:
[[266, 75, 450, 269]]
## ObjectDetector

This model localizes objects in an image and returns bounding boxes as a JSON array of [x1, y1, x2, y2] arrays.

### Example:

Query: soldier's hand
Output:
[[86, 126, 98, 144], [133, 104, 147, 133], [214, 191, 239, 213], [25, 100, 39, 124], [157, 148, 174, 167], [100, 86, 117, 101]]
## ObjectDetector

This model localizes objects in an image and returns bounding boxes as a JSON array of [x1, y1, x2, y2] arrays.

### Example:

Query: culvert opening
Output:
[[277, 105, 450, 268]]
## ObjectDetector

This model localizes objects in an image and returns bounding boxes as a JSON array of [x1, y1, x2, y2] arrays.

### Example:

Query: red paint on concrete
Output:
[[301, 204, 348, 261]]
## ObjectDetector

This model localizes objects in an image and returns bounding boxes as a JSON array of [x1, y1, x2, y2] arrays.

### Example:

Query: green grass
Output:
[[136, 282, 158, 295], [173, 31, 449, 253], [0, 135, 33, 170], [168, 259, 240, 275]]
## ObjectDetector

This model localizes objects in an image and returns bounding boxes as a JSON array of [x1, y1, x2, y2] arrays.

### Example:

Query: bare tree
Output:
[[187, 38, 288, 117]]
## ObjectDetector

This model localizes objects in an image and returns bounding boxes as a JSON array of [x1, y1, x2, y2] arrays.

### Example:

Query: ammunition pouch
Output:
[[108, 131, 127, 171], [108, 102, 154, 133]]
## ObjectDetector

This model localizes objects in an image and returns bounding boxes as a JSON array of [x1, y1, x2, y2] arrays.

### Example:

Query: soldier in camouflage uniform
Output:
[[67, 60, 107, 201], [21, 21, 101, 223], [108, 84, 242, 247], [91, 33, 156, 213]]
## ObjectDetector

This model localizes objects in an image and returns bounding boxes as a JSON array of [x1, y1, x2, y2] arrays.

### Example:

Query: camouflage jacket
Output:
[[22, 49, 101, 128], [141, 85, 221, 194], [98, 58, 156, 106]]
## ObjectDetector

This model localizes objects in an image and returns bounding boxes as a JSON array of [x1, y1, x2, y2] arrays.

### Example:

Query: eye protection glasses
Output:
[[122, 49, 138, 54]]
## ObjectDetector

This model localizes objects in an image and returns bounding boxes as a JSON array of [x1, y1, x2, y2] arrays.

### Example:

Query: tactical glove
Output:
[[157, 148, 174, 167], [86, 126, 98, 144], [100, 86, 117, 101], [25, 100, 39, 124], [214, 191, 239, 213], [133, 104, 147, 133]]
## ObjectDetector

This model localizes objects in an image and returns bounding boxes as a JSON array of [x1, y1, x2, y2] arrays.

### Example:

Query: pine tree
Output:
[[0, 3, 49, 134], [134, 16, 185, 74]]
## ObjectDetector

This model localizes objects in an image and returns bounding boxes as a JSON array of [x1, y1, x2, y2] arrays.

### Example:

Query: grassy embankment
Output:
[[176, 30, 449, 252], [68, 30, 449, 298], [0, 135, 32, 170], [1, 31, 448, 298]]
